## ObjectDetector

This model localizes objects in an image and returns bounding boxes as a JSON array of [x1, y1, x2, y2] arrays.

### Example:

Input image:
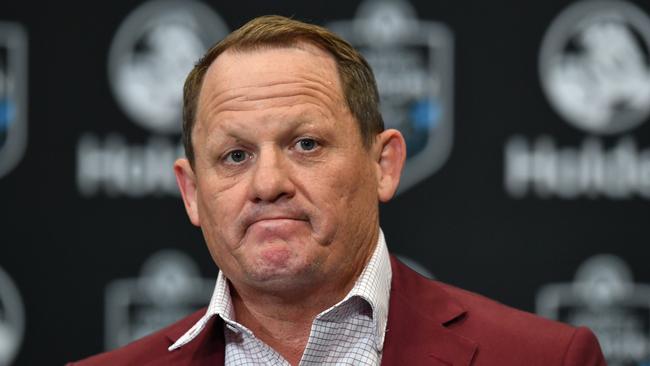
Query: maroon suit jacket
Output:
[[69, 256, 606, 365]]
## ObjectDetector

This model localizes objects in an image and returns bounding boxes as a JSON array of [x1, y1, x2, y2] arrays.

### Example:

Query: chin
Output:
[[244, 255, 320, 287]]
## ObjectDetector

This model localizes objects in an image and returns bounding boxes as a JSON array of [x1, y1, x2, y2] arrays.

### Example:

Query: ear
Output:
[[374, 129, 407, 202], [174, 158, 201, 226]]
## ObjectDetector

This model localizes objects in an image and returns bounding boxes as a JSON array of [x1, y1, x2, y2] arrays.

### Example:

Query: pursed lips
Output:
[[243, 211, 310, 231], [243, 216, 309, 241], [251, 217, 303, 225]]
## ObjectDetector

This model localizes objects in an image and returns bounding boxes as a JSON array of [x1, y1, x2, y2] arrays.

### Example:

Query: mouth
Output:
[[242, 216, 310, 245], [242, 207, 309, 231], [242, 206, 309, 229], [249, 216, 307, 228]]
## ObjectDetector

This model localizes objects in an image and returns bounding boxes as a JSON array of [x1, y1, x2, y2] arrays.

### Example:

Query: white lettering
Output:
[[505, 136, 650, 199], [504, 136, 530, 198], [77, 133, 181, 197]]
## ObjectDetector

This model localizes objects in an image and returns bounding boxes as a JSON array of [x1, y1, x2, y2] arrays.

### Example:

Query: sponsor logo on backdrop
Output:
[[540, 0, 650, 135], [0, 23, 27, 180], [536, 254, 650, 366], [77, 134, 185, 198], [104, 250, 214, 350], [77, 0, 228, 197], [0, 266, 25, 366], [328, 0, 454, 194], [505, 0, 650, 200]]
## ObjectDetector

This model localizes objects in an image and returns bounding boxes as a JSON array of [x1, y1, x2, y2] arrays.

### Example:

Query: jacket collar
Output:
[[161, 313, 225, 366], [159, 255, 478, 366], [381, 256, 478, 366]]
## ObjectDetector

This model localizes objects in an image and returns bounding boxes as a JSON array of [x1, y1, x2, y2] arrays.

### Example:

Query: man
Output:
[[70, 15, 606, 366]]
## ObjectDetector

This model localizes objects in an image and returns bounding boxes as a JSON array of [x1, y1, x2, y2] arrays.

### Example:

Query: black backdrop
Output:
[[1, 1, 649, 365]]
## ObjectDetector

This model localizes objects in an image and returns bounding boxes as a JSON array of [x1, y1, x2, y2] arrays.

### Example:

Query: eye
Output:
[[224, 149, 250, 164], [295, 138, 318, 152]]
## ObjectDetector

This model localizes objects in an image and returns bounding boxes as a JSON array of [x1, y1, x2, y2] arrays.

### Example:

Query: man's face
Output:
[[177, 44, 385, 295]]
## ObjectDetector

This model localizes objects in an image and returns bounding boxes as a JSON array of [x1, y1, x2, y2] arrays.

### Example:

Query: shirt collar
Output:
[[169, 229, 392, 352]]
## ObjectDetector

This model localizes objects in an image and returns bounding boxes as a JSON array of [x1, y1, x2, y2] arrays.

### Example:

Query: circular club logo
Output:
[[0, 266, 24, 366], [540, 0, 650, 135], [104, 250, 214, 349], [108, 0, 228, 134]]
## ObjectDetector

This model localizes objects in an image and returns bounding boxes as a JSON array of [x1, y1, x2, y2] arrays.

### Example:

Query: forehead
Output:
[[200, 42, 344, 106], [192, 42, 354, 141]]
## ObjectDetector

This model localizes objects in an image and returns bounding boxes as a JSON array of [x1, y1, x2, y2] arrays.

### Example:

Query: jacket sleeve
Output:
[[562, 327, 607, 366]]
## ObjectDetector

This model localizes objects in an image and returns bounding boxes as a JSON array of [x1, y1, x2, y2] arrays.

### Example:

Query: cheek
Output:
[[338, 161, 378, 219], [196, 178, 247, 246], [198, 189, 245, 273], [328, 156, 376, 201], [308, 161, 377, 234]]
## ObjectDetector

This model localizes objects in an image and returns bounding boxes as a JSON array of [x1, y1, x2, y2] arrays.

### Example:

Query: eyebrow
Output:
[[205, 115, 326, 147]]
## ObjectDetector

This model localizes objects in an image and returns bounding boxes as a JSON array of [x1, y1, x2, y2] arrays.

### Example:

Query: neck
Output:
[[230, 266, 366, 364], [229, 256, 374, 364]]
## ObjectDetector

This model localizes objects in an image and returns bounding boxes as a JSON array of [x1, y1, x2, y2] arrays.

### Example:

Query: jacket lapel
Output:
[[382, 256, 478, 366]]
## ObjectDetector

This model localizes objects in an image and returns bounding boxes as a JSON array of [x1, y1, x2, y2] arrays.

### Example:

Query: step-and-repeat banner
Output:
[[1, 1, 649, 365]]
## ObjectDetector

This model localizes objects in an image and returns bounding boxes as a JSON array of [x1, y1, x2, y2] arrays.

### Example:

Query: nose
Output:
[[249, 145, 296, 203]]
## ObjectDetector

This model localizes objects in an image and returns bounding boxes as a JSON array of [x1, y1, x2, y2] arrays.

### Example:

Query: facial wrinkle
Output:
[[201, 77, 342, 118]]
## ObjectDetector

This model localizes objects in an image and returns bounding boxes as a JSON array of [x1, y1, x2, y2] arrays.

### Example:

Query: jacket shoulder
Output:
[[435, 281, 604, 364], [436, 281, 575, 340], [67, 308, 207, 366], [389, 256, 605, 365]]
